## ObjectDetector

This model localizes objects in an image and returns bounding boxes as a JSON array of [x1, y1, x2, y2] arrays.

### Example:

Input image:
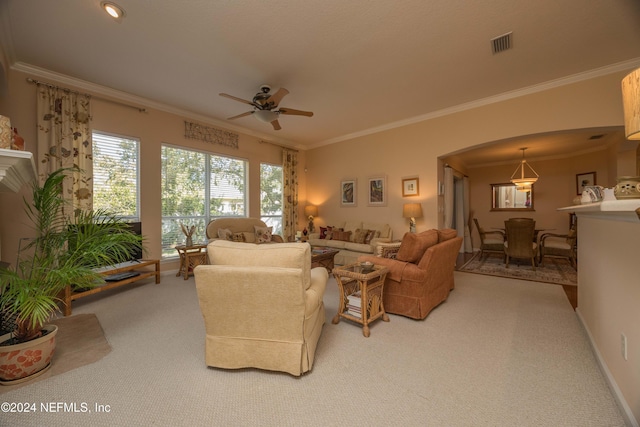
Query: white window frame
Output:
[[161, 143, 248, 258], [92, 130, 140, 221]]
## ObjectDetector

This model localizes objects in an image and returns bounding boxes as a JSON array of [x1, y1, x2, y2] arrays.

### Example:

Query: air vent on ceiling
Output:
[[491, 32, 512, 54]]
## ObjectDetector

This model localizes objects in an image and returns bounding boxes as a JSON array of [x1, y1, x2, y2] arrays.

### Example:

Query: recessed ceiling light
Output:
[[101, 2, 125, 21]]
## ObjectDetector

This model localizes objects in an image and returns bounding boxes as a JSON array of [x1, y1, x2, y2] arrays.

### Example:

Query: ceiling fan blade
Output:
[[271, 120, 282, 131], [265, 88, 289, 108], [227, 111, 253, 120], [219, 93, 255, 106], [278, 107, 314, 117]]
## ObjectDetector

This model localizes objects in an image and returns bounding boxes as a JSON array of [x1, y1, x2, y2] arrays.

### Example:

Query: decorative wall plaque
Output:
[[184, 121, 238, 149]]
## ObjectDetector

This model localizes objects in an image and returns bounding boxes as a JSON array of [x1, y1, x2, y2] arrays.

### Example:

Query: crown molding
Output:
[[11, 62, 304, 151], [313, 58, 640, 149]]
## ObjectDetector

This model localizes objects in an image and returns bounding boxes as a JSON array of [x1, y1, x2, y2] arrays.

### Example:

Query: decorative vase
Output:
[[0, 324, 58, 385], [11, 128, 25, 151], [613, 176, 640, 199], [186, 236, 193, 247]]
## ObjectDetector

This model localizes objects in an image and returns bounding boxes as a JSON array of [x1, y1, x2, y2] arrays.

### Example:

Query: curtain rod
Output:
[[259, 140, 298, 152], [26, 78, 147, 113]]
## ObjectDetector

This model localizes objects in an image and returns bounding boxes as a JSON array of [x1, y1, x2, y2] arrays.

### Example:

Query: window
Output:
[[161, 145, 247, 258], [92, 131, 139, 220], [260, 163, 283, 235]]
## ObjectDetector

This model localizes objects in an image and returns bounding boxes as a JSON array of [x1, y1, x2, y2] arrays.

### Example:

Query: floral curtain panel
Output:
[[36, 84, 93, 212], [282, 149, 298, 242]]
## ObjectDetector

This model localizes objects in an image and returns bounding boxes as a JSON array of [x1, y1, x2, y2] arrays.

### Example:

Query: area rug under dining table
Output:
[[459, 252, 577, 286]]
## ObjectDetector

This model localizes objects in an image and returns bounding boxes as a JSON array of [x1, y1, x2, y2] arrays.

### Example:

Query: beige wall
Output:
[[305, 71, 628, 241], [576, 214, 640, 424], [0, 69, 308, 270], [466, 149, 615, 249]]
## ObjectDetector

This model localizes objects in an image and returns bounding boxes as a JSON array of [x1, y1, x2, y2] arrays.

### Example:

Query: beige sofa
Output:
[[205, 217, 284, 243], [306, 221, 393, 265], [194, 241, 328, 376]]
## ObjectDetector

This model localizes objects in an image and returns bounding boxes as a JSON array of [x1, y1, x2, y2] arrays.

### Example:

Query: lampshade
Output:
[[304, 205, 318, 217], [622, 67, 640, 140], [510, 147, 538, 189], [402, 203, 423, 219], [254, 110, 279, 123]]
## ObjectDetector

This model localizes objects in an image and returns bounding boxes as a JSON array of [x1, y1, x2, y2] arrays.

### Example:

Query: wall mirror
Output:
[[491, 183, 534, 211]]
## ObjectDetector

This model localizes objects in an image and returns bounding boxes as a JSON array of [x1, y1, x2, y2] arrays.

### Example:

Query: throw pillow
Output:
[[242, 232, 256, 243], [232, 232, 245, 242], [217, 228, 233, 241], [254, 225, 273, 244], [396, 231, 438, 263], [353, 229, 369, 244], [382, 246, 400, 259], [319, 226, 328, 239], [364, 229, 380, 244], [333, 230, 352, 242], [325, 226, 337, 240]]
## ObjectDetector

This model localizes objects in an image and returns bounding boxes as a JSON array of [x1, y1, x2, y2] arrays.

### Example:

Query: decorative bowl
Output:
[[360, 261, 374, 272]]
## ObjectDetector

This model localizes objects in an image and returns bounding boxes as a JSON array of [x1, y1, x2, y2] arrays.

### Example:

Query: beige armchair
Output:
[[503, 219, 538, 270], [194, 241, 328, 376]]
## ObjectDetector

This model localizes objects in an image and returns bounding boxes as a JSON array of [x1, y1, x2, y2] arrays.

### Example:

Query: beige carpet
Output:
[[0, 313, 111, 394], [0, 273, 626, 426], [459, 252, 577, 286]]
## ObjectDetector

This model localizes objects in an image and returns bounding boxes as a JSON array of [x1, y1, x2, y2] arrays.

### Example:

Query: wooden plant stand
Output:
[[62, 259, 160, 316]]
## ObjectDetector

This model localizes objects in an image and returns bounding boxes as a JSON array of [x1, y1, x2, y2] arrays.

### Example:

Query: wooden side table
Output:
[[175, 244, 208, 280], [311, 247, 339, 272], [331, 263, 389, 337]]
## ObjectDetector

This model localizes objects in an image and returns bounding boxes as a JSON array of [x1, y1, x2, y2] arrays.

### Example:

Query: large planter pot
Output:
[[0, 324, 58, 385]]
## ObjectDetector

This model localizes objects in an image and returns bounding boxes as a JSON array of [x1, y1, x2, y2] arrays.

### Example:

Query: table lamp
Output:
[[403, 203, 422, 233], [305, 205, 318, 233]]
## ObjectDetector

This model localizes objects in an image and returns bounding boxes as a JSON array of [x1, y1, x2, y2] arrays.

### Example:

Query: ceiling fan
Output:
[[219, 85, 314, 130]]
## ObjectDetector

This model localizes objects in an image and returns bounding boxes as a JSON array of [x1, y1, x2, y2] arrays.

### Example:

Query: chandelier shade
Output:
[[622, 67, 640, 140], [253, 110, 279, 123], [510, 148, 538, 189]]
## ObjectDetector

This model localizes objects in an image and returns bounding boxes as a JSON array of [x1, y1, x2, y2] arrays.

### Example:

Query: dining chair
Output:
[[503, 219, 538, 270], [539, 227, 577, 269], [473, 218, 505, 260]]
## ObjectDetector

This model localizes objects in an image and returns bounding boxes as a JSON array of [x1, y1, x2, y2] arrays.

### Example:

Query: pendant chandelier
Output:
[[510, 147, 538, 190]]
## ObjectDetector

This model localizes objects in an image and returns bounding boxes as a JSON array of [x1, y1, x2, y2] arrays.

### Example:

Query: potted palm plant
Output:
[[0, 167, 143, 384]]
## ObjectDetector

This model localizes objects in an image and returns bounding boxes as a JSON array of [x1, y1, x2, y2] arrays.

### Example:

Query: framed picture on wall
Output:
[[576, 171, 596, 195], [368, 175, 387, 206], [340, 179, 357, 207], [402, 177, 419, 197]]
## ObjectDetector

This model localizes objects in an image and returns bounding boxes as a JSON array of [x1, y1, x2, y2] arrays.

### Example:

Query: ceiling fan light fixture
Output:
[[510, 148, 539, 189], [254, 110, 279, 123], [101, 2, 125, 21]]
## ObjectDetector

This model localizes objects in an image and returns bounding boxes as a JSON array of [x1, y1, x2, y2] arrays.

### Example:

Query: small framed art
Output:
[[368, 175, 387, 206], [340, 179, 357, 207], [576, 172, 596, 195], [402, 177, 419, 197]]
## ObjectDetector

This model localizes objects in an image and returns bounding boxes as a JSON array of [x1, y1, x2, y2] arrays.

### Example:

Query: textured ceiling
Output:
[[2, 0, 640, 153]]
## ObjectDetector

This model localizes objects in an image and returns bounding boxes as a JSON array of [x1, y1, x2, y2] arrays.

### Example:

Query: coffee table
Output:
[[311, 247, 339, 272], [331, 263, 389, 337]]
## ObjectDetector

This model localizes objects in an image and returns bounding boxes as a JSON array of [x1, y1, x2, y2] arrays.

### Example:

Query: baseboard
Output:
[[576, 308, 638, 427]]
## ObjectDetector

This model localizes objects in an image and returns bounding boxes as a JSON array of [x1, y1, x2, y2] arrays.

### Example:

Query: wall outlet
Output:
[[621, 333, 628, 361]]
